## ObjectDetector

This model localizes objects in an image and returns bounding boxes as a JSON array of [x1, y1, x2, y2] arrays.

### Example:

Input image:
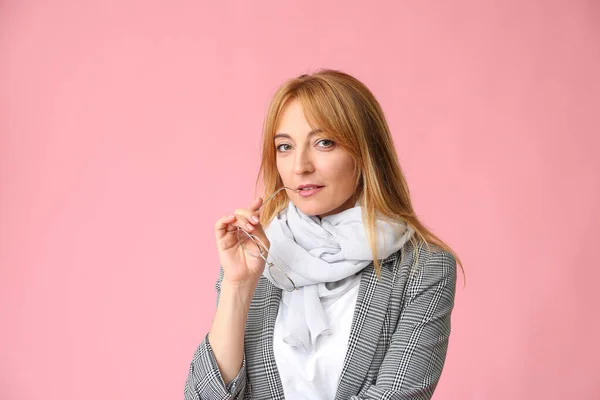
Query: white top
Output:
[[273, 273, 362, 400]]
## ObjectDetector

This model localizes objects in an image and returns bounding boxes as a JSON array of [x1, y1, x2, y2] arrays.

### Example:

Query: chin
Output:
[[291, 202, 323, 217], [295, 203, 338, 218]]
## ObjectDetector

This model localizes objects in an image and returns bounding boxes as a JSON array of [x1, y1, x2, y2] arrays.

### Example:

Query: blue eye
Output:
[[276, 143, 292, 152], [317, 139, 335, 148]]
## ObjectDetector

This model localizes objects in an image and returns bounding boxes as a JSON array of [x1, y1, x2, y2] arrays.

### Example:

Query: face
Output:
[[274, 99, 357, 218]]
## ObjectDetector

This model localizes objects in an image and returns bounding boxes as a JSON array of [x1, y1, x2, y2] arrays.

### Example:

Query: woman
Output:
[[184, 69, 461, 400]]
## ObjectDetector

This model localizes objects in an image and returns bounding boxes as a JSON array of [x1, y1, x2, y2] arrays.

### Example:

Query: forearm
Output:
[[208, 279, 255, 384]]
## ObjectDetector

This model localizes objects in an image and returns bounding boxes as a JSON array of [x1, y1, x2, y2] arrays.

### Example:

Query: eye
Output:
[[276, 143, 292, 152], [317, 139, 335, 148]]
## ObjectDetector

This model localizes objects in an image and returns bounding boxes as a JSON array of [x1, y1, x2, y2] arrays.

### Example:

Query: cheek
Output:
[[276, 159, 290, 180], [329, 157, 355, 183]]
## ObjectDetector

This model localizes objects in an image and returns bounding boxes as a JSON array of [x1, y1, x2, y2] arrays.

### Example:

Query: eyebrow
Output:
[[274, 129, 323, 141]]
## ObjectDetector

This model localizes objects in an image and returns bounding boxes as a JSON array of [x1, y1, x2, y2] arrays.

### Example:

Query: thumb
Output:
[[249, 197, 263, 211]]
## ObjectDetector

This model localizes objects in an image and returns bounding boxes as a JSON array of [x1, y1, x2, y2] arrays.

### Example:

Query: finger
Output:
[[226, 224, 237, 232], [215, 214, 236, 231], [238, 200, 263, 223], [248, 197, 263, 212], [215, 215, 236, 239], [233, 214, 267, 251], [233, 209, 260, 231]]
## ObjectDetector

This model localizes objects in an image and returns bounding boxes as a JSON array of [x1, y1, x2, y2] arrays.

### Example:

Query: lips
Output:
[[296, 185, 324, 197], [297, 184, 324, 191]]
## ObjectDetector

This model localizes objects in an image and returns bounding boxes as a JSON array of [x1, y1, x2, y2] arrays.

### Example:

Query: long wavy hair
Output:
[[255, 69, 463, 277]]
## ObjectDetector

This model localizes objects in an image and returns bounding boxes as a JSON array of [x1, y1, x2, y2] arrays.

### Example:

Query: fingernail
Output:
[[246, 223, 254, 231], [251, 216, 259, 223]]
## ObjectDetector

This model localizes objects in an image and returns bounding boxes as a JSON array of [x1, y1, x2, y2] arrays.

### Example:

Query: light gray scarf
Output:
[[263, 201, 414, 352]]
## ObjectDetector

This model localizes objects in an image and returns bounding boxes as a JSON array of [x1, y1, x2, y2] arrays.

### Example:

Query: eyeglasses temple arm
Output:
[[257, 186, 296, 211]]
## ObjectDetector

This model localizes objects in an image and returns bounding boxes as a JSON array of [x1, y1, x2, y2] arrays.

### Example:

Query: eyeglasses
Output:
[[235, 186, 298, 291]]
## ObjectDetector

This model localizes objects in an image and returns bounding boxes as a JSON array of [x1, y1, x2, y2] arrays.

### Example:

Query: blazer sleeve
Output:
[[352, 250, 457, 400], [184, 268, 248, 400]]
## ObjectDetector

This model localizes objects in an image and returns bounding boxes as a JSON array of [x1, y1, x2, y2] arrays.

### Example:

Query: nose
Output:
[[293, 147, 315, 175]]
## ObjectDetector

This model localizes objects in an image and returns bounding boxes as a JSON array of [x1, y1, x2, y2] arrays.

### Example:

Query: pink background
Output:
[[1, 1, 599, 399]]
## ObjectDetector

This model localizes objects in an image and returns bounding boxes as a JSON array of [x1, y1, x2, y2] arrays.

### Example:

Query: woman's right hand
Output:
[[214, 197, 270, 286]]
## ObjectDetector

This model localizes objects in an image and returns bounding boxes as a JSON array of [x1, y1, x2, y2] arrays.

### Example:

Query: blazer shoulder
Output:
[[389, 240, 457, 277]]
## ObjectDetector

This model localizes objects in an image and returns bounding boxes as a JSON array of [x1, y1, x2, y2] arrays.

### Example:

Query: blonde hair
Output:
[[255, 69, 463, 277]]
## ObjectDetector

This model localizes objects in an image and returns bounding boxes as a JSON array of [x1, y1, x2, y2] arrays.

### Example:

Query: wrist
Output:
[[222, 273, 260, 289], [220, 278, 258, 303]]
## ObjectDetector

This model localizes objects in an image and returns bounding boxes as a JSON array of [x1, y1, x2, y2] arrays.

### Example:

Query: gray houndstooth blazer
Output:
[[184, 240, 457, 400]]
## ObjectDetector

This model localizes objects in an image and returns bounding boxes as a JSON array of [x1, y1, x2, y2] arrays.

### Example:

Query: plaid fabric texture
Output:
[[185, 240, 457, 400]]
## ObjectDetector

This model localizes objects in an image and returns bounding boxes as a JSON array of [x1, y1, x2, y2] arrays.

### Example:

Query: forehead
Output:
[[275, 100, 317, 138]]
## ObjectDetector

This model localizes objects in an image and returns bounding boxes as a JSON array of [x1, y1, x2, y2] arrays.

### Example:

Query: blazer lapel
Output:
[[334, 258, 396, 399], [245, 278, 285, 399]]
